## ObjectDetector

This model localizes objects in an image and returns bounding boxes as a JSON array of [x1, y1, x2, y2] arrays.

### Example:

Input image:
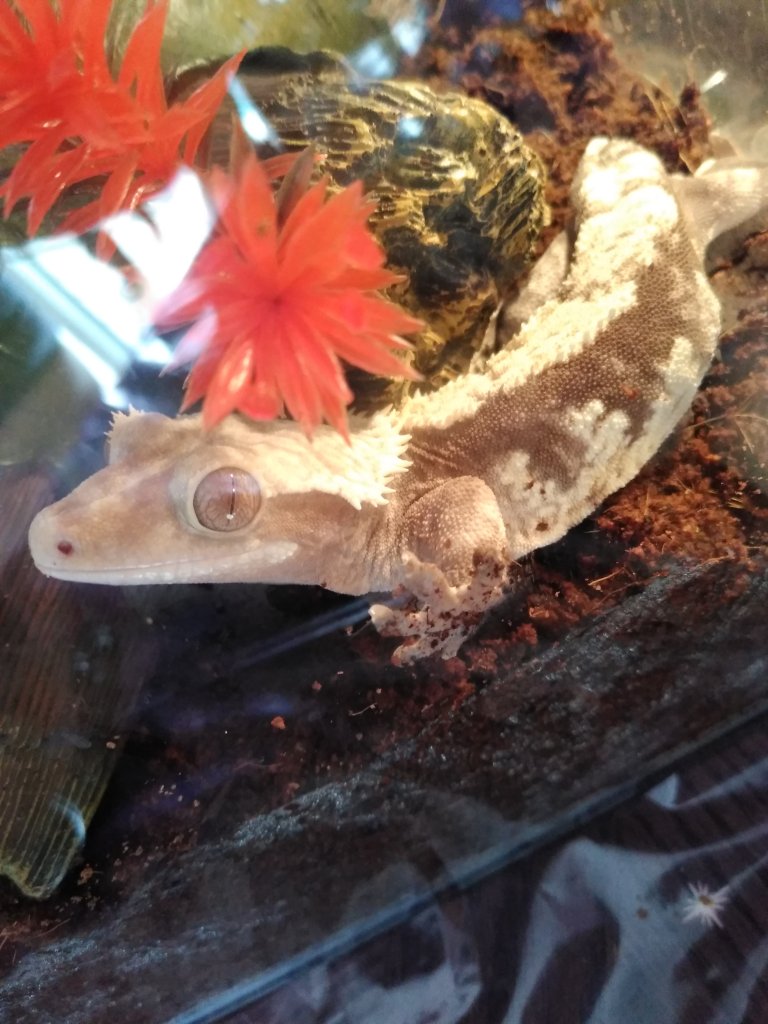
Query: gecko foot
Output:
[[369, 551, 508, 665]]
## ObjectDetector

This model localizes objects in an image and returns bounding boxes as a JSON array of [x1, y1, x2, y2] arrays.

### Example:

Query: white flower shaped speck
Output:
[[681, 882, 730, 928]]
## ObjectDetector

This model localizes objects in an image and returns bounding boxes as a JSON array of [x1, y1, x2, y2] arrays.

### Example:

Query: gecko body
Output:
[[28, 139, 768, 661]]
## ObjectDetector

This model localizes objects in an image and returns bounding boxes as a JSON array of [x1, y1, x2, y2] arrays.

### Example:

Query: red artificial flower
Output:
[[154, 149, 423, 437], [0, 0, 113, 145], [0, 0, 242, 237]]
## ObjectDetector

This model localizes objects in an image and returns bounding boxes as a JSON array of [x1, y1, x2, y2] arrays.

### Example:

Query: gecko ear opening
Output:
[[191, 467, 262, 532]]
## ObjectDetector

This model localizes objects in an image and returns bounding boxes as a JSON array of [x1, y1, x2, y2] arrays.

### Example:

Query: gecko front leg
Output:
[[370, 476, 511, 664]]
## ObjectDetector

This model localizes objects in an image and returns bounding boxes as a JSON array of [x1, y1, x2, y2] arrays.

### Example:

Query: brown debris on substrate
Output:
[[404, 0, 712, 248]]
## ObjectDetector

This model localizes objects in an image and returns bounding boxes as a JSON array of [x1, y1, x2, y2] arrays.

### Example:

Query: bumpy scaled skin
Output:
[[28, 140, 768, 663]]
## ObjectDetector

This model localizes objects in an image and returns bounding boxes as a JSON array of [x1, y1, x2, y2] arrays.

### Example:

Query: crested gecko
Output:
[[28, 139, 768, 663]]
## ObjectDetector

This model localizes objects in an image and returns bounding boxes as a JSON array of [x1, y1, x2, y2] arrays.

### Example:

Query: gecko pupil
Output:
[[227, 474, 236, 521], [192, 467, 261, 532]]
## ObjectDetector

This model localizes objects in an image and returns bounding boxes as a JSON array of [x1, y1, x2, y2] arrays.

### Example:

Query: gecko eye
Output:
[[192, 467, 261, 532]]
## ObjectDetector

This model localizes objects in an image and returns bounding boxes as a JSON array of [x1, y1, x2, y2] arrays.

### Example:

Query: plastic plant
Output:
[[0, 0, 242, 237], [154, 146, 423, 437], [0, 0, 422, 437]]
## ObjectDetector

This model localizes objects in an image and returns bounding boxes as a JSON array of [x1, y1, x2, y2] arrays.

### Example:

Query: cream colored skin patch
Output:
[[29, 139, 768, 663]]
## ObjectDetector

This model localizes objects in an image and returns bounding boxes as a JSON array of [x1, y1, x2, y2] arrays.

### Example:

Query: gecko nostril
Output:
[[57, 540, 74, 556]]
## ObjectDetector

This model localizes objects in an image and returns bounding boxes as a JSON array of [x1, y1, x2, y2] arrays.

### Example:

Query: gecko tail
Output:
[[674, 158, 768, 259]]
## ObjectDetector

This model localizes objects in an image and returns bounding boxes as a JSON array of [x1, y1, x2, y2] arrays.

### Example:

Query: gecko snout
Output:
[[27, 505, 78, 579]]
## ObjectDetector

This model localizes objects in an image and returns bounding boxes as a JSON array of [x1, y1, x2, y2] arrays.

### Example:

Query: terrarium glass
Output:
[[0, 1, 766, 1021]]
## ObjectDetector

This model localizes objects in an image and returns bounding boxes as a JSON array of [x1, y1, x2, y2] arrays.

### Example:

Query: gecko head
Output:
[[28, 409, 409, 587]]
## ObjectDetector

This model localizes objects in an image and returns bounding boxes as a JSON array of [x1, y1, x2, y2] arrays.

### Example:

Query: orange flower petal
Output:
[[164, 309, 219, 372], [71, 0, 114, 79], [177, 52, 244, 164], [2, 130, 68, 216], [1, 0, 243, 239], [25, 147, 91, 235], [156, 147, 424, 436], [224, 155, 279, 274], [117, 0, 167, 112]]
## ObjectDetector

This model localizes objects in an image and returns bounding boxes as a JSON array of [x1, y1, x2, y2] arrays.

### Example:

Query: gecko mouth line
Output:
[[31, 547, 299, 583]]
